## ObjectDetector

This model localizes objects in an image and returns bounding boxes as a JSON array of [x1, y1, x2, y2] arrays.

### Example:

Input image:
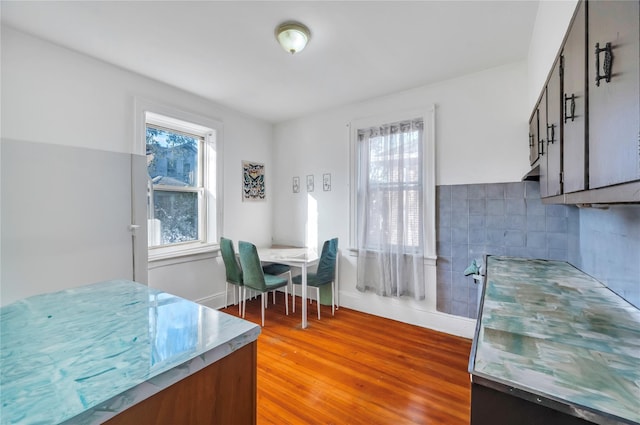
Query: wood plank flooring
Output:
[[221, 293, 473, 425]]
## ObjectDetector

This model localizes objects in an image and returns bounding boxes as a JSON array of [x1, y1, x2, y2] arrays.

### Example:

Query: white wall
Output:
[[527, 0, 578, 109], [272, 61, 529, 338], [1, 27, 274, 307]]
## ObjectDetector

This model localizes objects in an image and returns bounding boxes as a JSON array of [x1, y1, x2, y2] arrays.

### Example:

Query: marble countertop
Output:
[[470, 256, 640, 425], [0, 280, 260, 425]]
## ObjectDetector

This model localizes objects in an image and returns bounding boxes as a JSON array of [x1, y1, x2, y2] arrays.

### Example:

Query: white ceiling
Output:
[[1, 0, 539, 123]]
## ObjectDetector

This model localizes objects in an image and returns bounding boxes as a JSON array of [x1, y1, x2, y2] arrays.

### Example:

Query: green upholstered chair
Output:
[[262, 263, 290, 276], [220, 237, 244, 315], [262, 263, 292, 305], [238, 241, 289, 326], [292, 238, 338, 319]]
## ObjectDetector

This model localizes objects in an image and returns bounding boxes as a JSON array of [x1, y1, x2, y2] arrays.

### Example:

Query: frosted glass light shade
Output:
[[275, 22, 310, 54]]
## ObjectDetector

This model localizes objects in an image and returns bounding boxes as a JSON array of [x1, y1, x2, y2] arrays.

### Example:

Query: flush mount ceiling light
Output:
[[275, 21, 311, 54]]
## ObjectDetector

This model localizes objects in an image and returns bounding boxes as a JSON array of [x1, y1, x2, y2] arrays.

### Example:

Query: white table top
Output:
[[258, 247, 319, 264]]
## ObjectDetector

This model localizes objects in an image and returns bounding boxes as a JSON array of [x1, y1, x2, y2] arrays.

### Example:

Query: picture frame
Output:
[[292, 176, 300, 193], [306, 175, 314, 192], [242, 161, 265, 201], [323, 173, 331, 191]]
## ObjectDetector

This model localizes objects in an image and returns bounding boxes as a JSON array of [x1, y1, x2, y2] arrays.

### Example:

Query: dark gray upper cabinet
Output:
[[545, 57, 563, 197], [538, 88, 550, 197], [588, 0, 640, 189], [538, 89, 547, 166], [529, 107, 540, 166], [562, 1, 587, 194], [530, 0, 640, 204]]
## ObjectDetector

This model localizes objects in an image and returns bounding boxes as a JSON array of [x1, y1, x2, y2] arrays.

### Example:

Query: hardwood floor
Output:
[[221, 293, 473, 425]]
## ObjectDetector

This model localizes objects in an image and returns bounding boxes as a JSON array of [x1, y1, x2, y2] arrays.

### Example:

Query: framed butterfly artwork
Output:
[[242, 161, 266, 201]]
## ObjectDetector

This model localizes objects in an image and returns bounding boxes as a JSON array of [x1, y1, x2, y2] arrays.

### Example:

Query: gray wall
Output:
[[1, 140, 147, 306], [436, 181, 576, 319], [576, 205, 640, 309], [436, 181, 640, 319]]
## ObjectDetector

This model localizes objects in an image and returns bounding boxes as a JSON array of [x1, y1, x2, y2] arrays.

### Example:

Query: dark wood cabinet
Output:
[[528, 0, 640, 204], [529, 107, 540, 166], [538, 57, 563, 199], [545, 57, 563, 197], [537, 87, 550, 197], [105, 342, 257, 425], [561, 0, 587, 194], [587, 0, 640, 189]]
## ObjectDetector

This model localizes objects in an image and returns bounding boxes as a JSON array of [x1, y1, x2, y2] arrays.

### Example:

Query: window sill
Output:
[[348, 248, 437, 265], [148, 243, 219, 266]]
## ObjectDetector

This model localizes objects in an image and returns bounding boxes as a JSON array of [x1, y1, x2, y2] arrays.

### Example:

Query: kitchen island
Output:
[[469, 256, 640, 425], [0, 280, 260, 424]]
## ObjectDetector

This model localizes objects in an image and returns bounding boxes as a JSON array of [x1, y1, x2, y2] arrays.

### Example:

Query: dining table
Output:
[[257, 247, 319, 329]]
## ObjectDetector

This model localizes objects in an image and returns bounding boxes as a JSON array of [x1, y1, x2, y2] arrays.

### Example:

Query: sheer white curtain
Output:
[[356, 118, 425, 300]]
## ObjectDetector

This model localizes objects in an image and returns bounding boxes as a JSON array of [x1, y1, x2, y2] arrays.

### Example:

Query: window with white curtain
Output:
[[352, 115, 430, 300], [359, 120, 423, 251]]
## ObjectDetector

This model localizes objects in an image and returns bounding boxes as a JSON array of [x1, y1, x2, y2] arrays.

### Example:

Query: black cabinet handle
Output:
[[538, 137, 544, 156], [595, 42, 613, 86], [564, 93, 576, 123], [547, 124, 555, 145]]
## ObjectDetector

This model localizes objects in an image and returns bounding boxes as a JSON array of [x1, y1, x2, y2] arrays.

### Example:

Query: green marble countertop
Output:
[[470, 256, 640, 425], [0, 280, 260, 424]]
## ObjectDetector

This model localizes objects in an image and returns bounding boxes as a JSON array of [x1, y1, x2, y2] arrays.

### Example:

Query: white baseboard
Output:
[[196, 289, 262, 312], [195, 292, 226, 310], [196, 289, 476, 339], [339, 291, 476, 339]]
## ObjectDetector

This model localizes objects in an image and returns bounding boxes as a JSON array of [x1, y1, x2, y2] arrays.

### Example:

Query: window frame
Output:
[[349, 108, 436, 261], [135, 98, 223, 261]]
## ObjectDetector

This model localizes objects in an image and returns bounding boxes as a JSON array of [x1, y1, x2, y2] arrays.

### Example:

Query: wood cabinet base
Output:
[[105, 342, 257, 425]]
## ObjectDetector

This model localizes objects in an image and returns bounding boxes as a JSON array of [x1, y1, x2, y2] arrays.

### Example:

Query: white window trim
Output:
[[349, 106, 437, 261], [134, 97, 224, 261]]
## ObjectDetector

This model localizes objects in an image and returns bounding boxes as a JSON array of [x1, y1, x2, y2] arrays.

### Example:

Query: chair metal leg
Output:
[[331, 281, 335, 316], [260, 292, 266, 327], [286, 270, 293, 303], [285, 286, 289, 315], [238, 285, 242, 316], [336, 252, 340, 310], [316, 287, 321, 320], [242, 287, 247, 318], [292, 283, 296, 313]]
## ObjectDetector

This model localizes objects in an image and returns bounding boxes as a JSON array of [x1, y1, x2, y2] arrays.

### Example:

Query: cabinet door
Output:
[[537, 89, 549, 197], [545, 58, 562, 197], [563, 1, 587, 193], [529, 108, 539, 166], [588, 0, 640, 189]]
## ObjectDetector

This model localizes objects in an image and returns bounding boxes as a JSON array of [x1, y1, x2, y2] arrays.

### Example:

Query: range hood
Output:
[[521, 164, 540, 182]]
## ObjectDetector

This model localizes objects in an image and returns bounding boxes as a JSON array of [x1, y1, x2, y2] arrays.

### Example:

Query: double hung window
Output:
[[145, 111, 219, 258], [147, 123, 203, 246]]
